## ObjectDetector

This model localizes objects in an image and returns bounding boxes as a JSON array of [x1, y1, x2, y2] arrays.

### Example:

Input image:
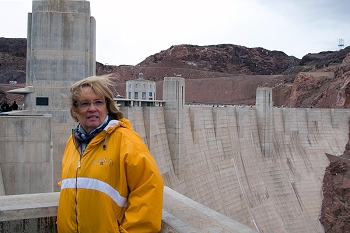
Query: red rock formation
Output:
[[0, 38, 26, 84], [140, 44, 292, 75], [277, 52, 350, 108], [1, 38, 350, 108], [320, 155, 350, 233]]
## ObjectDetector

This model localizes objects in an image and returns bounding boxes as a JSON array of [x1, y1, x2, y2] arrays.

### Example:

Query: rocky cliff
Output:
[[139, 44, 293, 75], [274, 51, 350, 108], [320, 155, 350, 233], [2, 38, 350, 108], [0, 38, 26, 84]]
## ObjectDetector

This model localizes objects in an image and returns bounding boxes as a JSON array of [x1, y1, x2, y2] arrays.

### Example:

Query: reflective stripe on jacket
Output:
[[57, 118, 164, 233]]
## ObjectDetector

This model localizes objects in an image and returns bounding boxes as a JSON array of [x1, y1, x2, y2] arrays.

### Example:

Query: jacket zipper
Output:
[[72, 129, 82, 233], [71, 130, 108, 232]]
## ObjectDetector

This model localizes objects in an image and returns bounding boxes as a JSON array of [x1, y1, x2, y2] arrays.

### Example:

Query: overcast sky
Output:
[[0, 0, 349, 66]]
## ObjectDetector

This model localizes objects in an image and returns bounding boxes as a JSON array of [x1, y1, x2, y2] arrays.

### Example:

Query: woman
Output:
[[57, 75, 164, 232]]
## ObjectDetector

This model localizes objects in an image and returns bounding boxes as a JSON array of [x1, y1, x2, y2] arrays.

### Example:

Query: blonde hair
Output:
[[70, 75, 123, 121]]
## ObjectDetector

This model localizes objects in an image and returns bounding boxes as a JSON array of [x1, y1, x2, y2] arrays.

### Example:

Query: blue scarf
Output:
[[74, 115, 112, 145]]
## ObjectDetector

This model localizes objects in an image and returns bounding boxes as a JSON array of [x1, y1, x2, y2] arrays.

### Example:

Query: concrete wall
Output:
[[120, 105, 350, 233], [26, 0, 96, 111], [0, 187, 258, 233], [0, 115, 53, 195], [0, 192, 58, 233]]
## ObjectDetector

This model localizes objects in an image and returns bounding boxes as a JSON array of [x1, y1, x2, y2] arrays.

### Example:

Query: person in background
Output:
[[1, 100, 10, 112], [10, 101, 18, 110], [57, 75, 164, 233]]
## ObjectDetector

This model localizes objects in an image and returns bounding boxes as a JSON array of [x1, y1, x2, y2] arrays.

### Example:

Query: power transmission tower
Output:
[[338, 38, 345, 50]]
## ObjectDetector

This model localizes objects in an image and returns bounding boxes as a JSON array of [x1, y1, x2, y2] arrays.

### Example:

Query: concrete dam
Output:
[[1, 81, 349, 232], [117, 87, 350, 232]]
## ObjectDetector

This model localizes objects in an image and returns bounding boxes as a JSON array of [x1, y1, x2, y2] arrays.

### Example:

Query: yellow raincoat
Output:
[[57, 118, 164, 232]]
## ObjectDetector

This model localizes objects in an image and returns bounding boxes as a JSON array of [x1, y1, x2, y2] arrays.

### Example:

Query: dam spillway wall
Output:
[[120, 104, 350, 233]]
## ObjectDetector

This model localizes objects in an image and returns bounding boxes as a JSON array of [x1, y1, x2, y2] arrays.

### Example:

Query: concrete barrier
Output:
[[0, 187, 258, 233], [0, 192, 58, 232]]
